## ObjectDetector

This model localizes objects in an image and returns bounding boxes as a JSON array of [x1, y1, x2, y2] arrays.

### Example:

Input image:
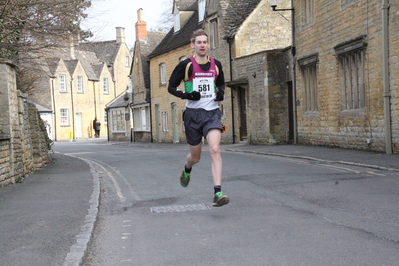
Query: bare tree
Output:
[[0, 0, 92, 92], [153, 0, 174, 32], [0, 0, 92, 62]]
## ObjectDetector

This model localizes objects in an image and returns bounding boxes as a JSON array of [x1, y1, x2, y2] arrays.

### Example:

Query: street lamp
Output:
[[270, 0, 293, 11], [269, 0, 297, 144], [270, 0, 278, 10]]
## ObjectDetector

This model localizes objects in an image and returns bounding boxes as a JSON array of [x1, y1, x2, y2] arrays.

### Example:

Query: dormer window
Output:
[[174, 12, 180, 32], [198, 0, 206, 22]]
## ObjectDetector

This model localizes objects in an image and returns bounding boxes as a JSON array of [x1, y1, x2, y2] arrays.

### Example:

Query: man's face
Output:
[[191, 35, 210, 57]]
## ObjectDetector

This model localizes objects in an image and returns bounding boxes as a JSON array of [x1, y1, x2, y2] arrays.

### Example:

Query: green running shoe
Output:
[[212, 192, 230, 207], [180, 170, 190, 187]]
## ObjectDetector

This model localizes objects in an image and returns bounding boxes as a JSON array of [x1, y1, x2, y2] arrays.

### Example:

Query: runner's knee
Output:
[[209, 145, 220, 157]]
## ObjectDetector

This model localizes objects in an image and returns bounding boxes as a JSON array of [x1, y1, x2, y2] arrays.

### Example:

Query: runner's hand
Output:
[[214, 90, 224, 101], [183, 91, 201, 100]]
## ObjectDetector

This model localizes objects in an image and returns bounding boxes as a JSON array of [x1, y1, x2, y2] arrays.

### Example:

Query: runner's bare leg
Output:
[[185, 143, 202, 169], [206, 129, 222, 186]]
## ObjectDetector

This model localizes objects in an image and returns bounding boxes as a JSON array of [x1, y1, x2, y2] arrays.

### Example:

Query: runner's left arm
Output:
[[215, 60, 225, 101]]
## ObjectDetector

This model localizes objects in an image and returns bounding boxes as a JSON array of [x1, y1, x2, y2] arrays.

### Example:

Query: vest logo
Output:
[[194, 73, 213, 76]]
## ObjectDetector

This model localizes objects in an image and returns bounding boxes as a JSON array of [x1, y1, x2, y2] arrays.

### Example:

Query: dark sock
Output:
[[184, 165, 192, 173], [214, 186, 221, 194]]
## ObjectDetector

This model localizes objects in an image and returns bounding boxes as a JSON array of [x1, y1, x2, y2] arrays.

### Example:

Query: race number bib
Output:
[[193, 77, 215, 99]]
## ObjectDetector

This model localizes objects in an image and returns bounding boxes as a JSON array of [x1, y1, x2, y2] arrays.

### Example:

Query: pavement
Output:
[[0, 140, 398, 266]]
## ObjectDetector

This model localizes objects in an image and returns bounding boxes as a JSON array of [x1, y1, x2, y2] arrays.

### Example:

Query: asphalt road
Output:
[[53, 140, 399, 266]]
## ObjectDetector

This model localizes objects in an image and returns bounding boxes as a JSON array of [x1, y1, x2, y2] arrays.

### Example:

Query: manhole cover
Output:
[[151, 203, 211, 214]]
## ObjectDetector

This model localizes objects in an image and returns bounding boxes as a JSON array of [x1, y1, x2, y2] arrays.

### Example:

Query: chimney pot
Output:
[[116, 27, 126, 44], [138, 8, 143, 21], [135, 9, 147, 40]]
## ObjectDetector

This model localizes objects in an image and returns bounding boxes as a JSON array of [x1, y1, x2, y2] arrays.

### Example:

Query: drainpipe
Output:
[[93, 81, 97, 119], [226, 38, 236, 144], [291, 0, 297, 144], [148, 59, 154, 143], [51, 76, 57, 141], [382, 0, 392, 154]]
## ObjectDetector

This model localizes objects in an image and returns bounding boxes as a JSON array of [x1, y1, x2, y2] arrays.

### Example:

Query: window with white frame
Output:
[[103, 77, 109, 94], [77, 76, 84, 93], [59, 74, 67, 92], [111, 108, 126, 132], [162, 111, 169, 132], [160, 63, 166, 85], [298, 54, 319, 113], [104, 110, 108, 125], [210, 18, 219, 49], [133, 106, 150, 131], [198, 0, 206, 22], [60, 108, 69, 125], [335, 36, 367, 111], [174, 12, 180, 32], [125, 56, 130, 67], [141, 108, 147, 128], [301, 0, 314, 28]]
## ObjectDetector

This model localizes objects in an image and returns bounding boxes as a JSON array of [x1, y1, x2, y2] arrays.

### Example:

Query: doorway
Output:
[[171, 103, 179, 143], [155, 104, 162, 142], [75, 112, 82, 138], [238, 87, 247, 141]]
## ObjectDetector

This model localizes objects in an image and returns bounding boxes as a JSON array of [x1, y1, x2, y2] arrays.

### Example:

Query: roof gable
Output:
[[173, 0, 197, 13], [64, 59, 79, 75], [105, 91, 130, 109], [149, 2, 202, 58], [78, 41, 121, 66], [223, 0, 262, 38]]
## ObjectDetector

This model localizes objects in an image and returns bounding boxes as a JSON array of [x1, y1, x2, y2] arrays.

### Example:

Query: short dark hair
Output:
[[190, 29, 208, 43]]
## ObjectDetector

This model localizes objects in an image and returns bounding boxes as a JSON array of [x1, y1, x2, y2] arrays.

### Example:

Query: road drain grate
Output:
[[151, 203, 211, 214]]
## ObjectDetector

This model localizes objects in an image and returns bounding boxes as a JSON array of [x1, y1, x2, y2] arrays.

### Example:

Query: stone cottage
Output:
[[292, 0, 398, 153], [28, 28, 132, 141]]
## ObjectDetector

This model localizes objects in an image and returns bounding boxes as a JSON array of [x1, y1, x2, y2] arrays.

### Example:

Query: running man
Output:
[[167, 29, 229, 207]]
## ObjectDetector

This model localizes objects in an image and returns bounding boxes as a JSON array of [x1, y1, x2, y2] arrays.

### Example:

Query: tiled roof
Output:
[[223, 0, 262, 38], [64, 60, 79, 75], [141, 53, 151, 89], [105, 91, 130, 109], [38, 43, 109, 81], [45, 58, 61, 77], [140, 31, 167, 57], [91, 64, 104, 81], [148, 2, 202, 58], [75, 50, 102, 80], [78, 41, 121, 66], [137, 31, 167, 88], [174, 0, 197, 12], [27, 99, 52, 113]]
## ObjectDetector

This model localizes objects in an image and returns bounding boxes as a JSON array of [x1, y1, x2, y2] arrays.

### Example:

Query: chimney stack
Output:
[[116, 27, 126, 44], [135, 8, 147, 40], [69, 32, 80, 59]]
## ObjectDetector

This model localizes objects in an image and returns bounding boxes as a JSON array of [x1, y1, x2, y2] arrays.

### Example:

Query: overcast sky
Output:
[[81, 0, 171, 46]]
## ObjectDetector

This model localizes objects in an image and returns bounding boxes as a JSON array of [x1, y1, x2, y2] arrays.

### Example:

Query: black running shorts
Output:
[[183, 108, 223, 146]]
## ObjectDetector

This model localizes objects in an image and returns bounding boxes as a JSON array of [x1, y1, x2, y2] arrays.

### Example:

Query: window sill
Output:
[[340, 108, 367, 117], [302, 111, 319, 118]]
